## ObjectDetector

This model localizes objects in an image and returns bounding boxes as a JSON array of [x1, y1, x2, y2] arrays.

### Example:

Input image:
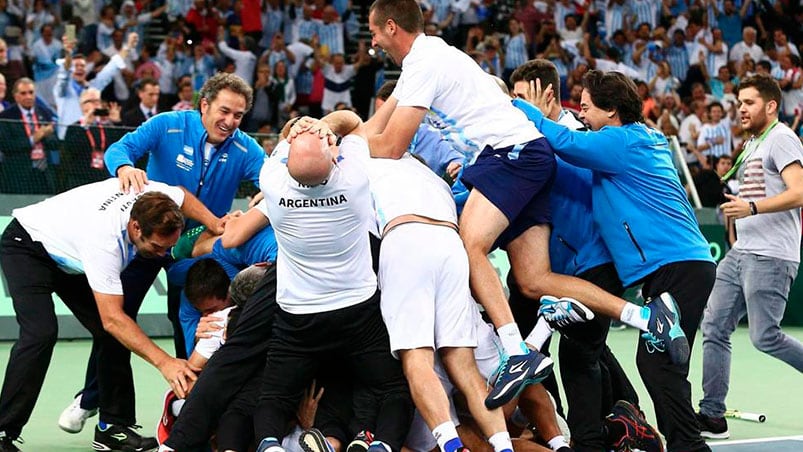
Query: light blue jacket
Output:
[[105, 110, 266, 221], [515, 99, 713, 285]]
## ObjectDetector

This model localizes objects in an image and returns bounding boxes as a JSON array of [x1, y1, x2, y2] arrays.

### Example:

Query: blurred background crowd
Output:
[[0, 0, 801, 199]]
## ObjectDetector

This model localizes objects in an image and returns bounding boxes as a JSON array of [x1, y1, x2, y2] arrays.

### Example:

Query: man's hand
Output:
[[117, 165, 148, 193], [720, 193, 752, 219], [126, 32, 139, 50], [526, 79, 558, 120], [288, 117, 336, 146], [159, 357, 200, 399], [34, 124, 55, 142], [195, 313, 224, 340], [446, 161, 462, 179], [297, 380, 324, 430]]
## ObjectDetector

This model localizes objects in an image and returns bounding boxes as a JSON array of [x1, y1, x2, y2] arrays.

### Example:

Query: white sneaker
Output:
[[58, 394, 98, 433]]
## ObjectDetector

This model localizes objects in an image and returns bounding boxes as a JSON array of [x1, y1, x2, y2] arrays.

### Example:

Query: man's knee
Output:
[[749, 328, 785, 355], [19, 322, 58, 349]]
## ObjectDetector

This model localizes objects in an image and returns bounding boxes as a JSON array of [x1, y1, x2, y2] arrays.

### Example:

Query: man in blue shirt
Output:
[[515, 70, 716, 452]]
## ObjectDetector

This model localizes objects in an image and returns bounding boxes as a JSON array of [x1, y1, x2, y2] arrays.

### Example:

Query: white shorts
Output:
[[379, 223, 478, 358], [404, 315, 503, 451]]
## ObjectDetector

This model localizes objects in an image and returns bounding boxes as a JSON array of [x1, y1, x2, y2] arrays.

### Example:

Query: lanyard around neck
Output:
[[721, 119, 778, 181]]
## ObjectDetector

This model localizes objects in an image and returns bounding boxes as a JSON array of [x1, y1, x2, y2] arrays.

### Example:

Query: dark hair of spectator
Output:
[[198, 72, 254, 113], [137, 77, 159, 91], [582, 70, 644, 124], [707, 101, 724, 113], [130, 192, 184, 238], [510, 59, 560, 93], [185, 258, 230, 307], [376, 80, 397, 101], [370, 0, 424, 34], [737, 74, 782, 107]]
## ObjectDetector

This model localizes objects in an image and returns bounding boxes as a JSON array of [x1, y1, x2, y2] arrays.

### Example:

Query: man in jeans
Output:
[[698, 73, 803, 439]]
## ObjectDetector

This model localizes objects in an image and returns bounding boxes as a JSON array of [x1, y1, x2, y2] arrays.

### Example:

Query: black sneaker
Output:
[[605, 400, 664, 452], [346, 430, 374, 452], [93, 424, 158, 452], [0, 432, 21, 452], [695, 413, 729, 440]]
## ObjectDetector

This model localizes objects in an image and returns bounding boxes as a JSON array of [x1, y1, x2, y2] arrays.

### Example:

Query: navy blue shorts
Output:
[[461, 137, 556, 249]]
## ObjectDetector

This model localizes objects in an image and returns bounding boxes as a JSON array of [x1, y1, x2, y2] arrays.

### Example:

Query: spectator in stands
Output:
[[173, 80, 195, 111], [122, 77, 161, 127], [217, 26, 257, 85], [693, 155, 734, 208], [295, 4, 320, 43], [117, 0, 167, 53], [245, 63, 275, 132], [503, 17, 528, 83], [0, 37, 27, 102], [773, 53, 803, 124], [260, 31, 296, 75], [318, 5, 344, 56], [680, 99, 708, 170], [649, 61, 680, 98], [667, 29, 690, 83], [0, 72, 7, 112], [697, 101, 733, 163], [186, 0, 221, 44], [321, 52, 359, 114], [715, 0, 748, 48], [73, 0, 99, 27], [0, 77, 57, 194], [96, 4, 117, 52], [729, 27, 764, 73], [185, 41, 217, 91], [63, 87, 125, 187], [54, 33, 137, 138], [102, 28, 137, 105], [272, 59, 295, 126], [709, 65, 738, 100], [29, 22, 60, 109], [24, 0, 55, 55]]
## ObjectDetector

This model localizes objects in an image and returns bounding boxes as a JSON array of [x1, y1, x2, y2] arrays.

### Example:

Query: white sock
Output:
[[171, 399, 185, 417], [524, 317, 554, 351], [547, 435, 570, 451], [432, 421, 461, 452], [488, 431, 513, 452], [158, 445, 175, 452], [620, 303, 649, 332], [497, 323, 528, 356]]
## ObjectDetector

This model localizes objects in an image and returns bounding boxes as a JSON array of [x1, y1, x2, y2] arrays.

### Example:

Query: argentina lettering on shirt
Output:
[[97, 191, 147, 212], [278, 194, 348, 208]]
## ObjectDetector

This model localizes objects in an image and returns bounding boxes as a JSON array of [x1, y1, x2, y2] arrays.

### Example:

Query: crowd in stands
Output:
[[0, 0, 802, 198]]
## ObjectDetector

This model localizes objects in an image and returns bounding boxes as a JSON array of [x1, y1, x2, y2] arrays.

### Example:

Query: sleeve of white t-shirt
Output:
[[254, 199, 270, 219], [82, 246, 127, 295], [394, 53, 439, 109], [339, 134, 370, 164], [696, 126, 709, 148], [768, 132, 803, 174], [194, 307, 233, 359]]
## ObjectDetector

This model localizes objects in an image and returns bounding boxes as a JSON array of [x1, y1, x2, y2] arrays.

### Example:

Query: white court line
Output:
[[708, 435, 803, 446]]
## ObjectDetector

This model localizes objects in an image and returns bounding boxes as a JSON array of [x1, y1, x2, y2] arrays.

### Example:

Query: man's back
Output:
[[259, 136, 376, 314]]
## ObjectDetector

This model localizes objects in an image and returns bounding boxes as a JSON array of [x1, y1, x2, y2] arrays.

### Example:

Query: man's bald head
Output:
[[287, 132, 335, 186]]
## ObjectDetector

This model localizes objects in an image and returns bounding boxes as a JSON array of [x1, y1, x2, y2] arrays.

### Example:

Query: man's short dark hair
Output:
[[185, 258, 230, 307], [130, 192, 184, 238], [510, 59, 560, 94], [376, 80, 397, 101], [707, 101, 724, 113], [756, 60, 772, 73], [137, 77, 159, 91], [738, 73, 782, 106], [582, 70, 644, 124], [198, 72, 254, 112], [370, 0, 424, 33]]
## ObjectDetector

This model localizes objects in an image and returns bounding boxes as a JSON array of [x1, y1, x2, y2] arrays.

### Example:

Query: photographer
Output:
[[63, 87, 125, 189]]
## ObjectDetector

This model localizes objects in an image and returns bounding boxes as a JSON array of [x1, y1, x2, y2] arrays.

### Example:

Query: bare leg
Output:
[[398, 348, 453, 429], [458, 190, 514, 328], [506, 225, 627, 319], [440, 347, 507, 437]]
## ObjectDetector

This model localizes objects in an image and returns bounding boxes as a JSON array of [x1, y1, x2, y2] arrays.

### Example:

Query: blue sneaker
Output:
[[257, 437, 285, 452], [642, 292, 689, 365], [538, 296, 595, 329], [484, 350, 553, 409], [299, 428, 334, 452]]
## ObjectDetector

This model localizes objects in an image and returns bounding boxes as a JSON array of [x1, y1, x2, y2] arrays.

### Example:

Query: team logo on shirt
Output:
[[176, 154, 194, 172], [183, 145, 194, 156]]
